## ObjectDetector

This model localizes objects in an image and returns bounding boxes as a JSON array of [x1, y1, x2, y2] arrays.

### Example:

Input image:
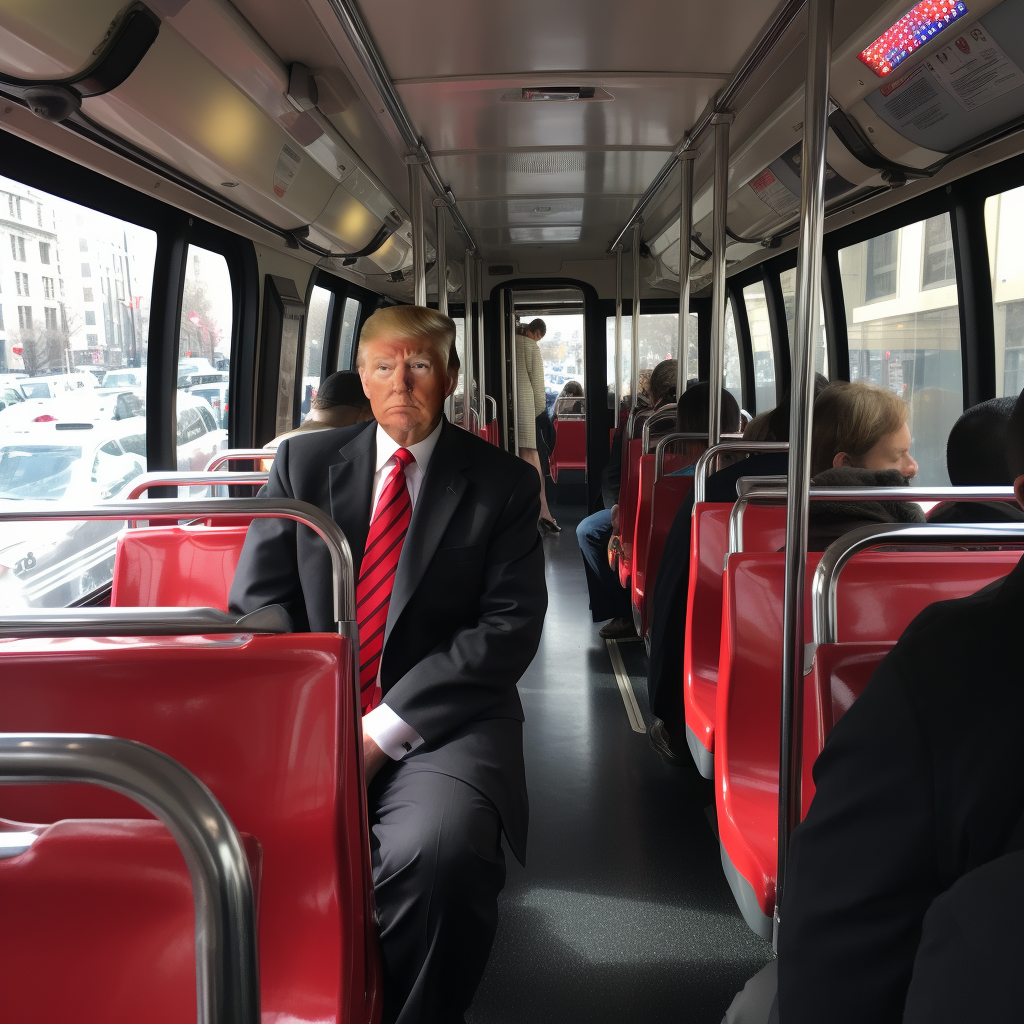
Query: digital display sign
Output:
[[858, 1, 969, 77]]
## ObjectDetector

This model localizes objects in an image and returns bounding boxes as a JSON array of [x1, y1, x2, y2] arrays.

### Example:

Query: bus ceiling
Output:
[[0, 0, 1024, 284]]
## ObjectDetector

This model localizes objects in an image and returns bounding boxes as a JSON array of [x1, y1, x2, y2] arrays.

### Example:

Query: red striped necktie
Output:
[[357, 446, 414, 713]]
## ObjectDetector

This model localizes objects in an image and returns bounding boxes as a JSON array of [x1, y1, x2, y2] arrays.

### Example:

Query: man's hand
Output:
[[362, 731, 390, 785]]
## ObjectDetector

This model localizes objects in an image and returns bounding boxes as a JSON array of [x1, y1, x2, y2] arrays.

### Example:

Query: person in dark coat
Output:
[[928, 396, 1024, 524]]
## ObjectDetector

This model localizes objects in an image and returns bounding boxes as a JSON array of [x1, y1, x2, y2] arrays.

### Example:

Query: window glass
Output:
[[724, 302, 743, 410], [839, 215, 963, 485], [301, 284, 332, 423], [336, 297, 361, 372], [0, 173, 155, 609], [743, 282, 777, 414], [984, 185, 1024, 398], [604, 312, 695, 416], [780, 267, 829, 379], [176, 245, 231, 491], [450, 316, 466, 424], [533, 312, 585, 420]]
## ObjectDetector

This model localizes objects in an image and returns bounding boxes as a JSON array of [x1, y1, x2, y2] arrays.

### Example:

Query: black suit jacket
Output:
[[229, 418, 547, 861], [777, 553, 1024, 1022]]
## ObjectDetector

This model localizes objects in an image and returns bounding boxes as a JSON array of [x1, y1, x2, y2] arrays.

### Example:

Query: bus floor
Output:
[[467, 503, 772, 1024]]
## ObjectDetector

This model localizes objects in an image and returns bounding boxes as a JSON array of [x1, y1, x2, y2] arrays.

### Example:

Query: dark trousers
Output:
[[576, 509, 631, 622], [370, 765, 506, 1024]]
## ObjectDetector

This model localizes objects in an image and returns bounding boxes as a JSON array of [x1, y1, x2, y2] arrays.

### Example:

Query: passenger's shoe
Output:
[[599, 616, 641, 641], [648, 718, 687, 767], [538, 517, 562, 534]]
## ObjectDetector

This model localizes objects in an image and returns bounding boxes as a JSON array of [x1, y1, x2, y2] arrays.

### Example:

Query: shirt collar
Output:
[[375, 418, 444, 474]]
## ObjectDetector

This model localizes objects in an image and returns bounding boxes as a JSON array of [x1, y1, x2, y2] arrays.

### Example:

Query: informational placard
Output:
[[748, 168, 801, 219], [748, 142, 856, 221], [273, 143, 303, 198], [863, 1, 1024, 154]]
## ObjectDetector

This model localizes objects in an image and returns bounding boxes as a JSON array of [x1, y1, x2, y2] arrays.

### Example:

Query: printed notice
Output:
[[273, 143, 303, 198], [923, 25, 1024, 111], [749, 168, 800, 220]]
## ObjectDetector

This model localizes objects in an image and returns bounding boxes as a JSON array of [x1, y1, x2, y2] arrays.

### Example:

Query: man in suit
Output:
[[230, 305, 548, 1024]]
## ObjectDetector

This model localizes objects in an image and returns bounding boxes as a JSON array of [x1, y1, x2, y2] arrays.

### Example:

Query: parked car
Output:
[[187, 381, 229, 429], [17, 371, 98, 400], [0, 389, 145, 429], [175, 390, 228, 491], [102, 369, 146, 390]]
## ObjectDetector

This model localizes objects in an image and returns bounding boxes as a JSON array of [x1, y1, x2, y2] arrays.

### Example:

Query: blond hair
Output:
[[356, 305, 457, 370], [811, 380, 910, 475]]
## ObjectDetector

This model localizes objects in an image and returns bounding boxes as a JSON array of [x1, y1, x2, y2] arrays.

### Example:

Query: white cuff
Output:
[[362, 702, 424, 761]]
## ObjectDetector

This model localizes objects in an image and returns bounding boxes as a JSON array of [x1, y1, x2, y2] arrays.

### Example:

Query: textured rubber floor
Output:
[[467, 504, 773, 1024]]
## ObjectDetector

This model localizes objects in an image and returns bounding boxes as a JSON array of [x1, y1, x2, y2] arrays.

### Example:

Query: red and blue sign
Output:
[[858, 0, 968, 77]]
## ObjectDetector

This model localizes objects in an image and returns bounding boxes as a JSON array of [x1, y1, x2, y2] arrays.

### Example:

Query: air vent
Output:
[[489, 264, 514, 276], [500, 87, 612, 103], [506, 152, 588, 174]]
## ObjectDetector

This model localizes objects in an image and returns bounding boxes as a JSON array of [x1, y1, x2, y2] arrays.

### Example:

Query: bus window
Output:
[[335, 297, 361, 372], [743, 282, 777, 414], [301, 284, 332, 422], [605, 312, 694, 407], [984, 185, 1024, 398], [724, 301, 742, 410], [177, 245, 231, 486], [0, 174, 155, 609], [451, 316, 466, 423], [839, 215, 963, 485], [780, 267, 829, 379]]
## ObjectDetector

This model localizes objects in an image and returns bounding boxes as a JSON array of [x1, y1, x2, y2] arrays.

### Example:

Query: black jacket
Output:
[[777, 552, 1024, 1022], [928, 499, 1024, 525], [229, 418, 547, 860]]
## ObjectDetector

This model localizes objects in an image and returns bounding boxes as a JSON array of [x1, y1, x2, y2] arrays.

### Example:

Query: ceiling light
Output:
[[522, 87, 595, 101], [509, 226, 582, 243]]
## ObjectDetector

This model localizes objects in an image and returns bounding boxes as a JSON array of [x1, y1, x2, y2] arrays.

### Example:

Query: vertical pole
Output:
[[476, 257, 486, 431], [435, 202, 453, 422], [631, 220, 642, 406], [676, 154, 696, 399], [507, 289, 519, 454], [463, 246, 475, 432], [614, 246, 623, 424], [408, 164, 426, 307], [708, 112, 733, 448], [776, 0, 834, 946]]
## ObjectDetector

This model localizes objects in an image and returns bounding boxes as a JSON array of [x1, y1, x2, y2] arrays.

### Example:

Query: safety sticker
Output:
[[923, 25, 1024, 111], [749, 168, 800, 219], [273, 143, 303, 198]]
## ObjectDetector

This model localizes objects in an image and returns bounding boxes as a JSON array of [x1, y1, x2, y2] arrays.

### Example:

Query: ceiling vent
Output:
[[506, 152, 588, 175], [500, 87, 612, 102], [489, 264, 515, 276]]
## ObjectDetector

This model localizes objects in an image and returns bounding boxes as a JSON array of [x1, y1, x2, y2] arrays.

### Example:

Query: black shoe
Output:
[[648, 718, 687, 767], [599, 616, 641, 641], [539, 517, 561, 534]]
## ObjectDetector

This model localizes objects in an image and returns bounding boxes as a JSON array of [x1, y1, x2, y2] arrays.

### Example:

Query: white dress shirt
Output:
[[361, 419, 443, 761]]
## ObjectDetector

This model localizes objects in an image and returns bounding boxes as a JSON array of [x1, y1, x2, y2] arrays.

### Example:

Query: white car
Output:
[[175, 390, 228, 492], [102, 369, 146, 390], [0, 389, 145, 429]]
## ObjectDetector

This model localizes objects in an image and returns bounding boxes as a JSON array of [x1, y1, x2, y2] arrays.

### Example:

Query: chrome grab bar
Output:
[[0, 499, 355, 627], [729, 482, 1019, 556], [0, 733, 259, 1024], [485, 395, 497, 422], [653, 432, 709, 482], [692, 441, 789, 503], [812, 522, 1024, 645], [126, 473, 269, 500], [205, 451, 274, 472], [640, 404, 677, 454]]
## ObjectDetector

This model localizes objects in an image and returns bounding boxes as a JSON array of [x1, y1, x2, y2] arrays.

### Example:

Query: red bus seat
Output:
[[111, 525, 249, 611], [634, 458, 694, 639], [549, 418, 586, 482], [716, 549, 1022, 939], [0, 632, 379, 1024], [617, 437, 644, 588], [682, 504, 787, 777], [0, 818, 263, 1022]]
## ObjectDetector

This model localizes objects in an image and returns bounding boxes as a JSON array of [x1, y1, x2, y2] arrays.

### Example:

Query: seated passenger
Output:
[[928, 396, 1024, 523], [555, 380, 585, 417], [726, 387, 1024, 1023], [268, 369, 373, 446], [807, 380, 923, 550], [645, 377, 829, 767], [577, 359, 676, 643]]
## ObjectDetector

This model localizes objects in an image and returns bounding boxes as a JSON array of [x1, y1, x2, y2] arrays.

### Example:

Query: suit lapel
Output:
[[328, 423, 376, 578], [384, 419, 469, 643]]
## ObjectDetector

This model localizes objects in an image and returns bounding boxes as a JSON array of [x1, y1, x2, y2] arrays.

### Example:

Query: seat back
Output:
[[549, 417, 586, 482], [111, 525, 249, 610], [716, 549, 1022, 932], [629, 454, 657, 618], [616, 437, 644, 586], [0, 633, 376, 1024], [683, 504, 787, 765]]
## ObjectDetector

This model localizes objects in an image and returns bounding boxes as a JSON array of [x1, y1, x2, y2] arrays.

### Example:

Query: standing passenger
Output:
[[230, 305, 548, 1024], [516, 318, 558, 532]]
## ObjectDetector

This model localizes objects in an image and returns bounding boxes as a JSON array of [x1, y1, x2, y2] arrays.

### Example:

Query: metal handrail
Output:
[[126, 472, 268, 500], [0, 499, 355, 625], [607, 0, 807, 252], [812, 522, 1024, 645], [0, 733, 258, 1024], [654, 432, 710, 482], [485, 394, 498, 423], [692, 441, 789, 502], [205, 451, 275, 472], [641, 405, 678, 454], [729, 482, 1018, 555]]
